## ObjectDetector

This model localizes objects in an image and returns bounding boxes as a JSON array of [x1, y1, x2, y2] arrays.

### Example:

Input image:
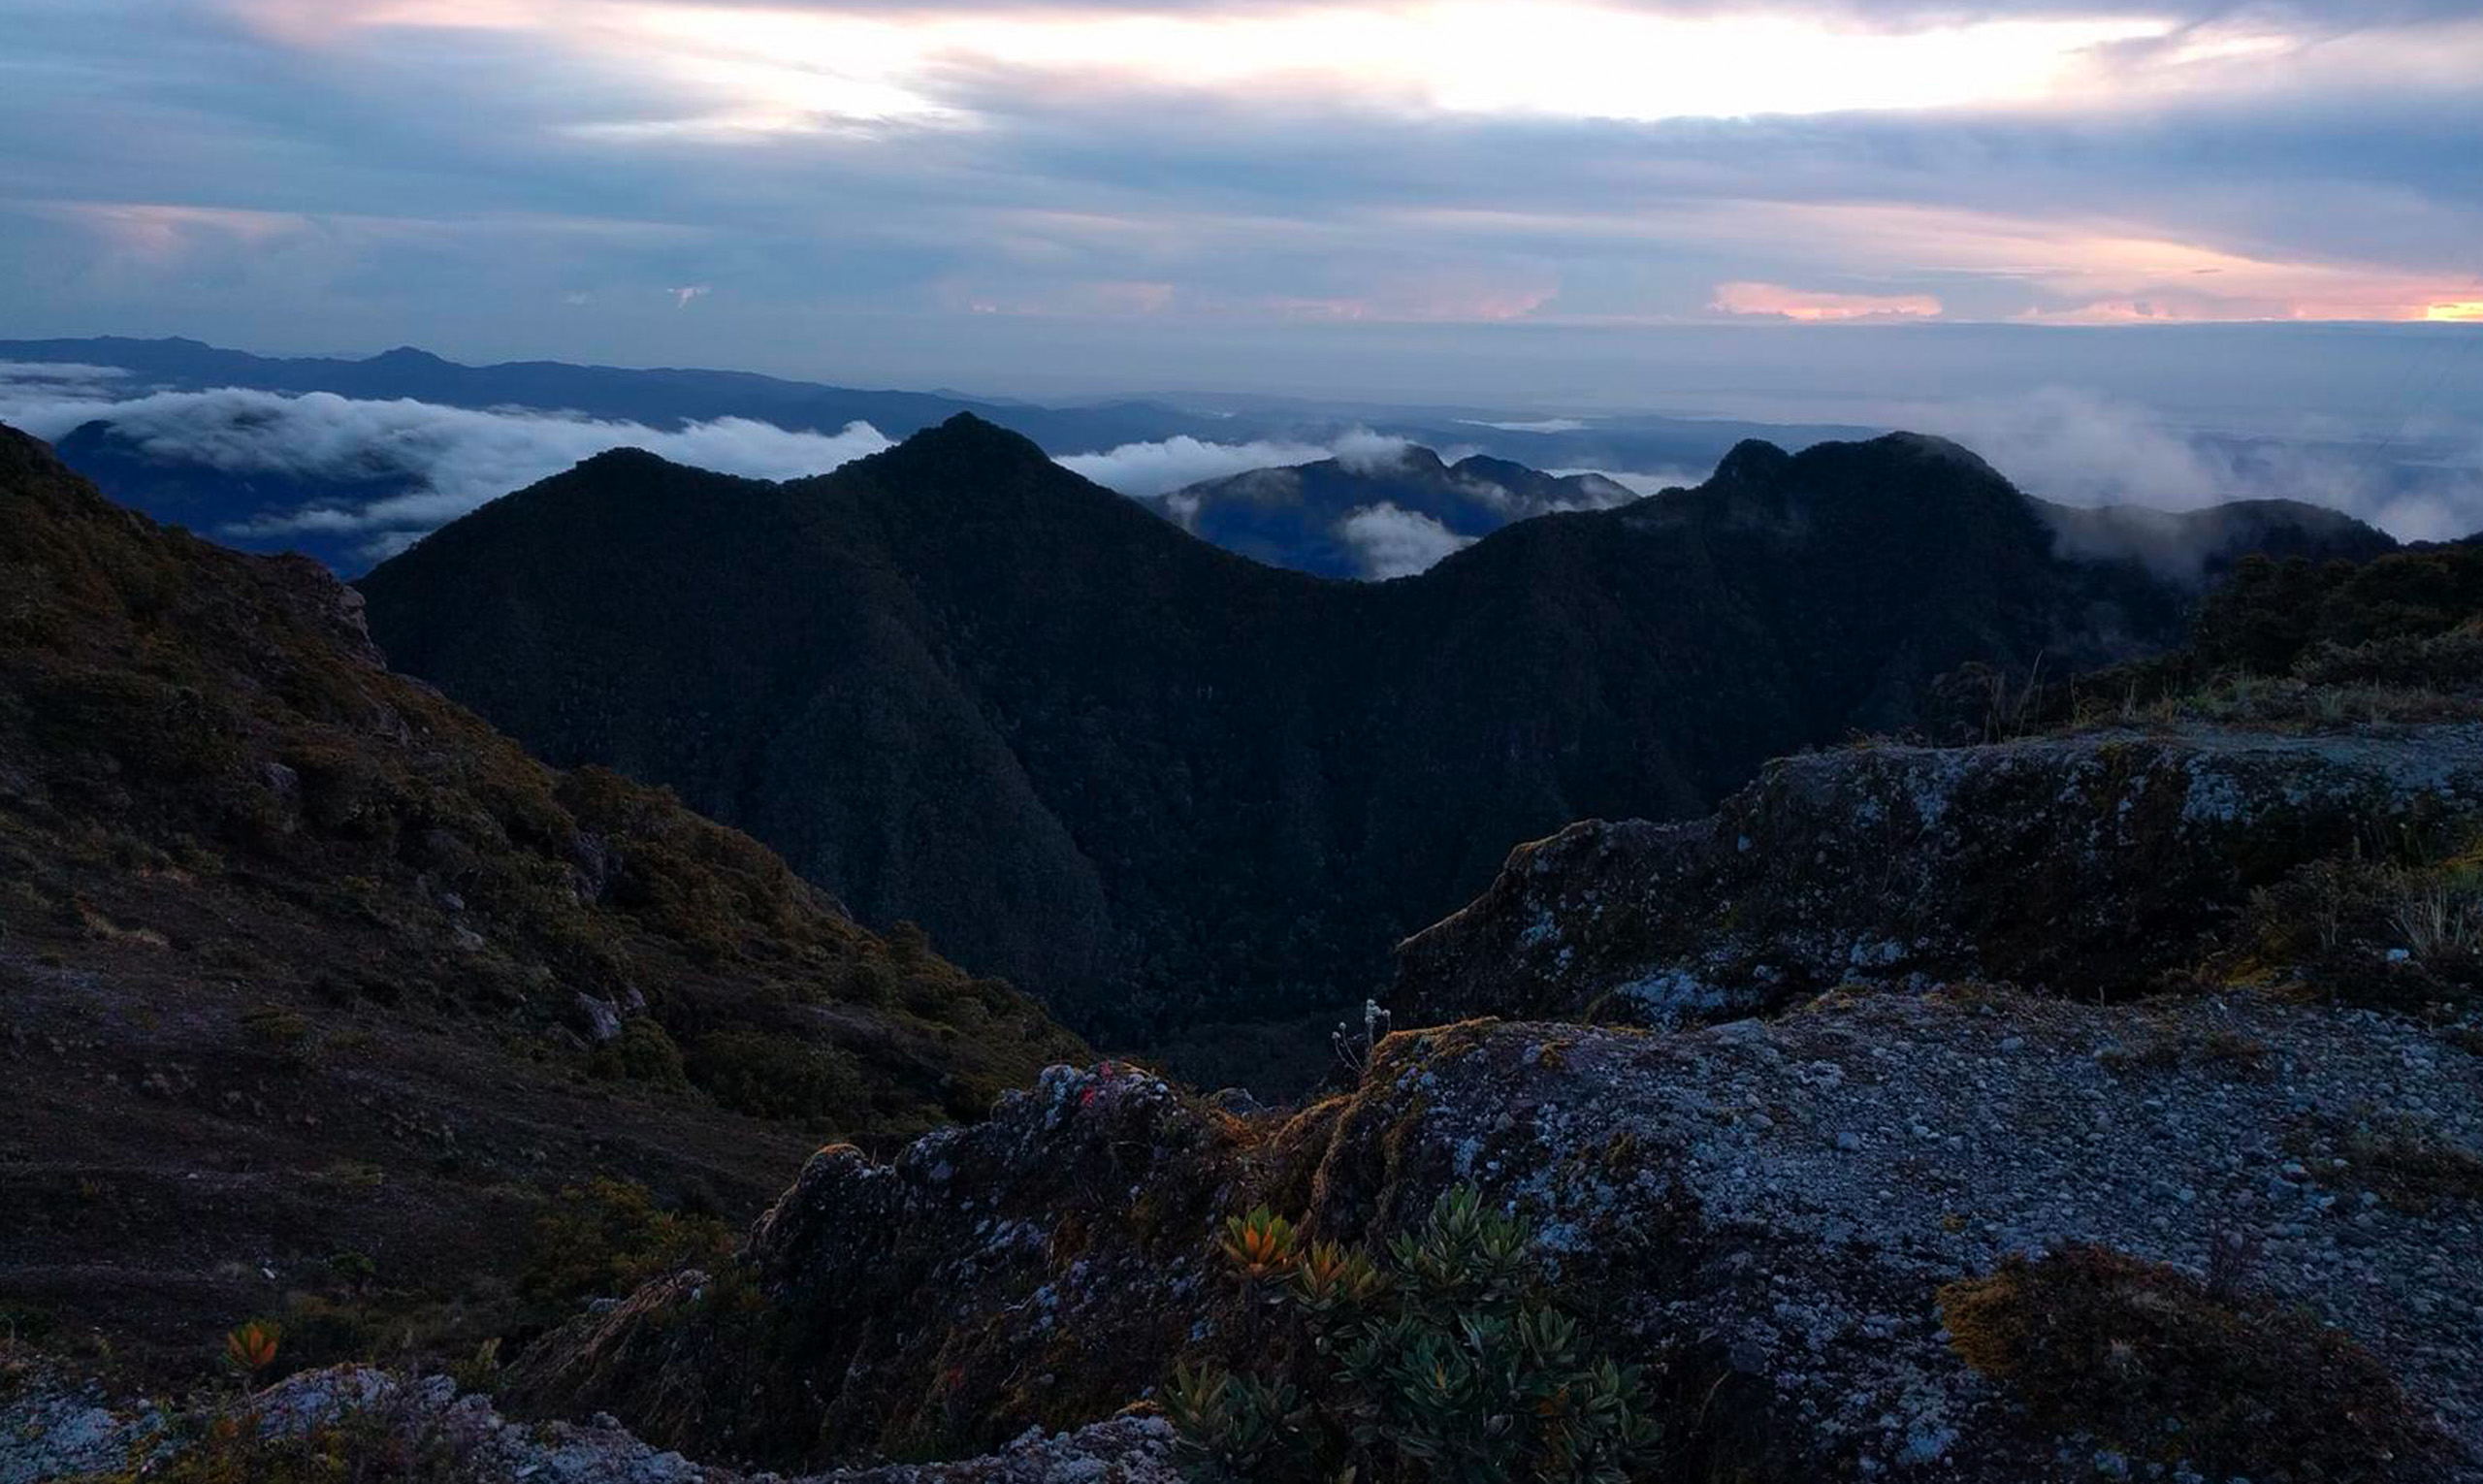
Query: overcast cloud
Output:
[[0, 0, 2473, 415]]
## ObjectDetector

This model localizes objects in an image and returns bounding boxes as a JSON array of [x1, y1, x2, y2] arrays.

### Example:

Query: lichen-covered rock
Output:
[[505, 1062, 1272, 1467], [506, 989, 2481, 1481], [0, 1362, 1181, 1484], [1321, 995, 2479, 1479], [1392, 725, 2483, 1026]]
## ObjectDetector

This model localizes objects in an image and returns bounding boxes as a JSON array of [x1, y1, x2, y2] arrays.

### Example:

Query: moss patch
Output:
[[1939, 1244, 2438, 1479]]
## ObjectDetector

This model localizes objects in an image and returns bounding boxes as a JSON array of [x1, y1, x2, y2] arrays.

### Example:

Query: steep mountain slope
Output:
[[356, 417, 2385, 1059], [0, 423, 1080, 1380], [1163, 444, 1636, 577]]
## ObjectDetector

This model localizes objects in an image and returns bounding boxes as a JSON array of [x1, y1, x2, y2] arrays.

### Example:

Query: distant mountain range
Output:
[[0, 336, 1198, 448], [353, 414, 2391, 1073], [2, 337, 1870, 576], [1162, 446, 1642, 578]]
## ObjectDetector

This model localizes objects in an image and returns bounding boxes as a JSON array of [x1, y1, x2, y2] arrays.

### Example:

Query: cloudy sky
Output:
[[4, 0, 2479, 409]]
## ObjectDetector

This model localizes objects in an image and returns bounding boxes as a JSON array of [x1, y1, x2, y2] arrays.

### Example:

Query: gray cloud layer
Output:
[[0, 0, 2474, 418]]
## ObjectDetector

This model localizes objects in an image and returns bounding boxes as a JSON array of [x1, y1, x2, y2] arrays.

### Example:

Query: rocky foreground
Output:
[[11, 715, 2483, 1483], [25, 981, 2469, 1481], [0, 1363, 1181, 1483], [500, 989, 2481, 1481]]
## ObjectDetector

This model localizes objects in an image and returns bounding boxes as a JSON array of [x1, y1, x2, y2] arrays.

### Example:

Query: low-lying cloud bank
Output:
[[1058, 427, 1416, 498], [1549, 468, 1700, 500], [1931, 387, 2483, 545], [1338, 502, 1474, 580], [0, 369, 894, 560], [8, 368, 2472, 584]]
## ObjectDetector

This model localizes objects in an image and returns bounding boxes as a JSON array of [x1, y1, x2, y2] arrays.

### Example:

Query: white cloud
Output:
[[1331, 428, 1415, 473], [1925, 385, 2483, 541], [1462, 417, 1591, 434], [1337, 501, 1473, 579], [0, 361, 133, 429], [0, 382, 893, 546], [1058, 427, 1409, 498], [1058, 435, 1335, 498], [1547, 468, 1698, 501], [0, 360, 129, 385]]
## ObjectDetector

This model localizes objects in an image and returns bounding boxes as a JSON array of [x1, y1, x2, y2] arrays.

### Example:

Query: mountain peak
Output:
[[870, 410, 1061, 477], [573, 444, 677, 475], [1712, 438, 1792, 485], [1875, 430, 2005, 480], [368, 344, 451, 367]]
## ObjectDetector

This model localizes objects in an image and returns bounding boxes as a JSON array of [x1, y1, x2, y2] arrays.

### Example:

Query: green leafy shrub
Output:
[[238, 1004, 313, 1058], [682, 1028, 863, 1121], [1938, 1244, 2438, 1479], [520, 1178, 734, 1307], [1167, 1187, 1661, 1483], [589, 1017, 690, 1088]]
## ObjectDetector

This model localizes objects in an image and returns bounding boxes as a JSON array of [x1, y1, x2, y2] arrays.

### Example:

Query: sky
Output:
[[2, 0, 2480, 415]]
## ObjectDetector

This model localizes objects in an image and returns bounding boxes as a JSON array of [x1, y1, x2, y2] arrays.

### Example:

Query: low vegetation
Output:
[[1938, 1244, 2438, 1479], [1167, 1187, 1661, 1483], [2046, 546, 2483, 733], [520, 1178, 738, 1311]]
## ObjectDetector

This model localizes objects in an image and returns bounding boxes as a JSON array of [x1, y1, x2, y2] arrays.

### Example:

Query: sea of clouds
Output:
[[1928, 387, 2483, 545], [0, 365, 1496, 568], [0, 365, 899, 561], [6, 365, 2473, 578], [1058, 426, 1419, 498]]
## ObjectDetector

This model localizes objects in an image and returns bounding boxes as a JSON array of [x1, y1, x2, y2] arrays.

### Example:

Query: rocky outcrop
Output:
[[508, 989, 2483, 1480], [505, 1062, 1272, 1465], [1393, 724, 2483, 1027], [0, 1363, 1180, 1483]]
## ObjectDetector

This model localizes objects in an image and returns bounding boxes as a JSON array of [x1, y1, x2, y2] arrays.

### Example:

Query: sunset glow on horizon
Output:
[[3, 0, 2476, 381]]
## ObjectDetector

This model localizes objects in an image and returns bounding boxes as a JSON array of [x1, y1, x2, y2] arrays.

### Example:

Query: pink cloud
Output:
[[1711, 281, 1943, 322]]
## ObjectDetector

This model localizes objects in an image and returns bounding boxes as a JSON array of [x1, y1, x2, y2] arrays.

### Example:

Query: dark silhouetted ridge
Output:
[[356, 428, 2394, 1074]]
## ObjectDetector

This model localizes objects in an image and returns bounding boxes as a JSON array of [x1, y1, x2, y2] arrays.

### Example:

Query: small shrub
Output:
[[2317, 1116, 2483, 1214], [325, 1250, 379, 1297], [90, 1387, 479, 1484], [1168, 1187, 1662, 1483], [589, 1017, 689, 1088], [239, 1004, 313, 1058], [841, 955, 898, 1008], [225, 1319, 280, 1376], [684, 1028, 862, 1121], [1938, 1244, 2437, 1479], [2391, 876, 2483, 963], [521, 1177, 734, 1307]]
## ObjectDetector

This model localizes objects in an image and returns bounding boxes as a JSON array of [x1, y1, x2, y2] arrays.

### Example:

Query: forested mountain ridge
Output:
[[358, 415, 2388, 1055]]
